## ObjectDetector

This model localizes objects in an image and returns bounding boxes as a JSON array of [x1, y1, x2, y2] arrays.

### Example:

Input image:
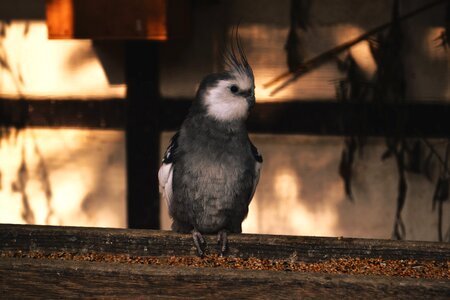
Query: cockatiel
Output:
[[158, 32, 262, 256]]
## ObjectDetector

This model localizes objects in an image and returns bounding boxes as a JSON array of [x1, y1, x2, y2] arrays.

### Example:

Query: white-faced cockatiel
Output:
[[158, 32, 262, 256]]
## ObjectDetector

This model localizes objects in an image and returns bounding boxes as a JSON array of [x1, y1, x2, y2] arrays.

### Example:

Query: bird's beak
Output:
[[246, 95, 255, 109]]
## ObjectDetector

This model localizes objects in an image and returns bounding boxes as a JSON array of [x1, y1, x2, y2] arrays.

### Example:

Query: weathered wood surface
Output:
[[1, 224, 449, 299], [1, 224, 449, 262], [1, 257, 449, 300]]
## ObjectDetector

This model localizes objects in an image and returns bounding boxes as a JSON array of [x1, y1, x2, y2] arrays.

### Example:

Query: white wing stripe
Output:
[[158, 163, 174, 210]]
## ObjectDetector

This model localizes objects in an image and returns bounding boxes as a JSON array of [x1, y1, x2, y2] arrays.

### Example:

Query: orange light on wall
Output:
[[45, 0, 190, 40]]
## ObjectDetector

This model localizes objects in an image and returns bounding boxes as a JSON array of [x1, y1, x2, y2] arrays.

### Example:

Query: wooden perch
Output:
[[1, 224, 450, 261], [1, 224, 449, 299]]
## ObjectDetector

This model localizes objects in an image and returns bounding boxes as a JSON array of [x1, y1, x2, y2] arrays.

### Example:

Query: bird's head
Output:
[[196, 33, 255, 122]]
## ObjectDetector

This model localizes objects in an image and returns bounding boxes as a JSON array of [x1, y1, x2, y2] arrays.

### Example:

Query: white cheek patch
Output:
[[204, 80, 250, 122]]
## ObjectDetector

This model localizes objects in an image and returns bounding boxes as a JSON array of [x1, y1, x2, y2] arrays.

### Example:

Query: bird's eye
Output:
[[230, 85, 239, 94]]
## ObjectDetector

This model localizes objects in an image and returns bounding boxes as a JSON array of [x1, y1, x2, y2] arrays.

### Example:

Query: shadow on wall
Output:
[[0, 128, 126, 228]]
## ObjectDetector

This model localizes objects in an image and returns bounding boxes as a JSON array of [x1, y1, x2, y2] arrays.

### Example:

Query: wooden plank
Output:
[[46, 0, 190, 40], [1, 98, 450, 137], [249, 101, 450, 137], [1, 224, 449, 262], [0, 98, 125, 129], [1, 256, 449, 299]]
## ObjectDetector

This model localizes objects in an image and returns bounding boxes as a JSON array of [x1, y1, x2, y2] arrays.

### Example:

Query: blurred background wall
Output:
[[0, 0, 448, 241]]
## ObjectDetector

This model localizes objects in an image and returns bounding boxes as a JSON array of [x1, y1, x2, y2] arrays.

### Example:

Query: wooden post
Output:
[[125, 41, 160, 229]]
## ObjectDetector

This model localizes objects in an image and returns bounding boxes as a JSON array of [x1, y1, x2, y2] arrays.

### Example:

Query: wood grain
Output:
[[1, 224, 449, 262], [1, 224, 449, 299], [1, 257, 449, 299]]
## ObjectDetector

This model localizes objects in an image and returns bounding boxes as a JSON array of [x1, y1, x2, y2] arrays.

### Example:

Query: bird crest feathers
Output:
[[223, 27, 254, 87]]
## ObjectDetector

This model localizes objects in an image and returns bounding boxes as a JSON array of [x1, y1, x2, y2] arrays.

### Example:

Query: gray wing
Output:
[[249, 140, 263, 202]]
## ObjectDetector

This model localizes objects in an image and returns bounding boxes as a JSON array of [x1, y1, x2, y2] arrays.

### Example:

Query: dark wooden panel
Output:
[[0, 0, 46, 20], [1, 224, 449, 262], [1, 257, 449, 299], [46, 0, 190, 40], [1, 98, 450, 137]]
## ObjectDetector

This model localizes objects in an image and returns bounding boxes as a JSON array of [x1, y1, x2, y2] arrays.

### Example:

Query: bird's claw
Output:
[[217, 230, 228, 256], [192, 230, 206, 257]]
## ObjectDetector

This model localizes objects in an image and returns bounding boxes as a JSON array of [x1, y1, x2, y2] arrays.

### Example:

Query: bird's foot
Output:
[[192, 229, 206, 257], [217, 230, 228, 257]]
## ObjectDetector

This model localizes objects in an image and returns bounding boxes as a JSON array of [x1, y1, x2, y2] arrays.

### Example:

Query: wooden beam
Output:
[[1, 98, 450, 137], [259, 101, 449, 137], [1, 224, 449, 299], [0, 98, 125, 129]]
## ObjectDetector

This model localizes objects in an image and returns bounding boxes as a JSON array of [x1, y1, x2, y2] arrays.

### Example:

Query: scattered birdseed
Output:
[[1, 250, 449, 279]]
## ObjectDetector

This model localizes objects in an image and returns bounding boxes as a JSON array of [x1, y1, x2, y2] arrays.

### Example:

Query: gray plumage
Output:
[[158, 32, 262, 256]]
